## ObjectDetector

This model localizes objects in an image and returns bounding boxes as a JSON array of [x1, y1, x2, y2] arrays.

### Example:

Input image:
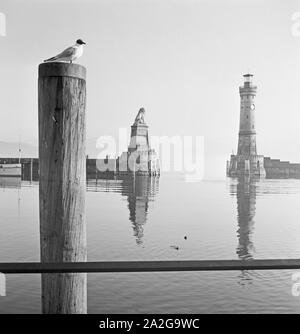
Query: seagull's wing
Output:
[[44, 46, 76, 62], [55, 46, 76, 59]]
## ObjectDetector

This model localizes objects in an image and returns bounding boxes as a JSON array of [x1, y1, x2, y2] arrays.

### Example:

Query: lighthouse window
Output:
[[246, 115, 248, 119], [252, 125, 254, 129]]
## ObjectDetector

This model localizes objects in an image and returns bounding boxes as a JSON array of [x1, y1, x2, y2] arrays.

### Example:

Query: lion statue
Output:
[[134, 107, 145, 124]]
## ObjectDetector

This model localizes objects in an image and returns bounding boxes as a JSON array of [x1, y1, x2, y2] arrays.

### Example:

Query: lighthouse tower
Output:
[[237, 74, 257, 156], [227, 74, 265, 177]]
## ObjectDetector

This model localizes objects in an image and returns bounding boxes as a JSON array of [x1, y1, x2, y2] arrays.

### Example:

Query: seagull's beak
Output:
[[82, 41, 86, 45]]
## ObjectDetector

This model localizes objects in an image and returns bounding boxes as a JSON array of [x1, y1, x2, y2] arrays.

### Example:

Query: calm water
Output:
[[0, 174, 300, 313]]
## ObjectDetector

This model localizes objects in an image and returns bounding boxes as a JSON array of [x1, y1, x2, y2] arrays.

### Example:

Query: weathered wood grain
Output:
[[38, 62, 87, 314]]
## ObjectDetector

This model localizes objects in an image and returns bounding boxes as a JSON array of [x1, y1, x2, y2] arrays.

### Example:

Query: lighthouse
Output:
[[237, 74, 257, 156], [227, 74, 266, 177]]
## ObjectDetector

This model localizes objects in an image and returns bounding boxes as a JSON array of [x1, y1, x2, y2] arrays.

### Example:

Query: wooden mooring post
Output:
[[38, 62, 87, 314]]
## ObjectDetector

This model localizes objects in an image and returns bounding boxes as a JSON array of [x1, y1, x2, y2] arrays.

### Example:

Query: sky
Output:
[[0, 0, 300, 177]]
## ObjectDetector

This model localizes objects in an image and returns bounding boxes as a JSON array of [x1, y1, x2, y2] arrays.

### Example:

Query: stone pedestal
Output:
[[227, 154, 266, 177], [128, 123, 149, 152]]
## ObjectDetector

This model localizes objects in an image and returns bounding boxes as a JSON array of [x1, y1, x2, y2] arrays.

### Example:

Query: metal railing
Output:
[[0, 259, 300, 274]]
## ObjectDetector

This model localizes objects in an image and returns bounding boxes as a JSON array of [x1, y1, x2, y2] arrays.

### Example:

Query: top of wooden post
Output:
[[39, 62, 86, 81]]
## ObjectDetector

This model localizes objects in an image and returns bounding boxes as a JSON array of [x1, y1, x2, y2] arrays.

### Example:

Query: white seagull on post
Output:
[[44, 39, 86, 63]]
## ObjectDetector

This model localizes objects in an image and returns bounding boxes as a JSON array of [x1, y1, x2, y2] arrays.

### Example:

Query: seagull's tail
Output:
[[44, 56, 58, 63]]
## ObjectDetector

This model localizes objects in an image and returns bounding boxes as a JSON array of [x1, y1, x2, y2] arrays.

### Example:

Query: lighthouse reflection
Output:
[[88, 175, 159, 245], [229, 176, 257, 260], [229, 176, 259, 285]]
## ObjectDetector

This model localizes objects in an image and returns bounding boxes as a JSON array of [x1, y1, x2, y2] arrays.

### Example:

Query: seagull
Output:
[[44, 39, 86, 63]]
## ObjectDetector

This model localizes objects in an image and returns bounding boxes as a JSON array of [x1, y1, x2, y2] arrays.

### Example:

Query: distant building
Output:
[[96, 108, 160, 177], [227, 74, 300, 178]]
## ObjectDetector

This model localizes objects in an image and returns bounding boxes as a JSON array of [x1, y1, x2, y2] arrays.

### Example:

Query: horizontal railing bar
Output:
[[0, 259, 300, 274]]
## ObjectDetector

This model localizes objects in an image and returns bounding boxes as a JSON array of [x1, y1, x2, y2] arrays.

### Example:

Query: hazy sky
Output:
[[0, 0, 300, 177]]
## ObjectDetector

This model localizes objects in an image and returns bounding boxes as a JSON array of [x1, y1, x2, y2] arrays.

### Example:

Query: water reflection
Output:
[[0, 167, 38, 190], [229, 176, 258, 285], [234, 177, 257, 260], [229, 177, 258, 260], [0, 177, 21, 189], [122, 176, 159, 245], [87, 175, 160, 245]]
